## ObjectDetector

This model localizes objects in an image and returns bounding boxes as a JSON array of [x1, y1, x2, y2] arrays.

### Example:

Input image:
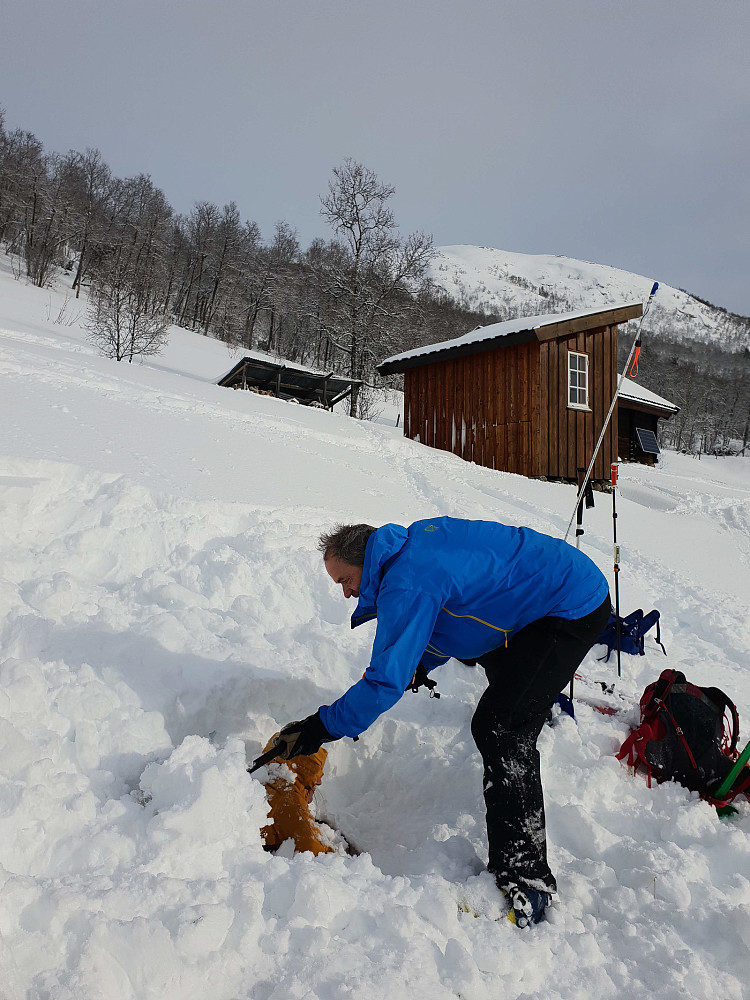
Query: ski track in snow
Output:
[[0, 263, 749, 999]]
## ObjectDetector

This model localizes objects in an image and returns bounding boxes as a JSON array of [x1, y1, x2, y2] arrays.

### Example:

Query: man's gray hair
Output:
[[318, 523, 376, 566]]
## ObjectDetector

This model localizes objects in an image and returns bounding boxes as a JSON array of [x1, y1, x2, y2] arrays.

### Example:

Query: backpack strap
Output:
[[702, 686, 740, 755], [642, 669, 678, 717], [641, 610, 667, 656], [616, 722, 656, 786], [620, 608, 643, 639], [625, 609, 645, 654], [727, 701, 740, 756], [654, 617, 666, 655], [623, 609, 644, 629]]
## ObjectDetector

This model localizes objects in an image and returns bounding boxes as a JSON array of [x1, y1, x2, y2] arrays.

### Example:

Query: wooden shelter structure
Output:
[[617, 380, 679, 466], [378, 303, 643, 484], [217, 356, 360, 409]]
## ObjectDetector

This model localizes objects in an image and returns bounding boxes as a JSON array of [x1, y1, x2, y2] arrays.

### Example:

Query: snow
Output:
[[431, 245, 671, 314], [428, 245, 750, 351], [617, 377, 679, 413], [1, 257, 749, 999], [380, 303, 640, 369], [617, 377, 680, 413]]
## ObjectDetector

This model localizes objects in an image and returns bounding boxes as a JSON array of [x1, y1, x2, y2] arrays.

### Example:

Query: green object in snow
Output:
[[715, 739, 750, 819]]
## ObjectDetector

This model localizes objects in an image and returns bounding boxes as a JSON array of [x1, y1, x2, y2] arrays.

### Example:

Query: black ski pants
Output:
[[470, 595, 610, 894]]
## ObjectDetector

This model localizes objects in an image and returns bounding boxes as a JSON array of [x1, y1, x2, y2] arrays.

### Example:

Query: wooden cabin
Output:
[[377, 304, 643, 484], [617, 380, 679, 466]]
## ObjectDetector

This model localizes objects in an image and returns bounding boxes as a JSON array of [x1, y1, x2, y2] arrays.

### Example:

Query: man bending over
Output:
[[272, 517, 609, 928]]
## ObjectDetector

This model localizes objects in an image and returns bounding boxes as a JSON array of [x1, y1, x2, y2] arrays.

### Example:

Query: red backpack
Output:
[[617, 669, 750, 806]]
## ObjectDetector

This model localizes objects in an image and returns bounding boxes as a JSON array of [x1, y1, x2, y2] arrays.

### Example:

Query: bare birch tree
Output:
[[318, 158, 434, 417], [86, 267, 169, 362]]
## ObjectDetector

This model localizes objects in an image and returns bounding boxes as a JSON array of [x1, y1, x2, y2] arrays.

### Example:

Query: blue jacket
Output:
[[319, 517, 609, 739]]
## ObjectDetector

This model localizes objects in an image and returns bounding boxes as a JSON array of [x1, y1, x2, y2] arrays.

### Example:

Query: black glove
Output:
[[273, 711, 337, 760]]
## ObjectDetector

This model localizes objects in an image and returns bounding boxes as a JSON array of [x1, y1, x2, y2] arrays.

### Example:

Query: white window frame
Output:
[[567, 351, 590, 410]]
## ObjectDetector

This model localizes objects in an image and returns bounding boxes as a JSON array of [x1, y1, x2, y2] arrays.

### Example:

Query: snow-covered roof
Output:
[[217, 355, 360, 407], [617, 377, 679, 414], [213, 348, 342, 384], [378, 302, 643, 373]]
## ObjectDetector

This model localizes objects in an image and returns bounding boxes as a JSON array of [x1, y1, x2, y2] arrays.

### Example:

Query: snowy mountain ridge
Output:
[[428, 246, 750, 352]]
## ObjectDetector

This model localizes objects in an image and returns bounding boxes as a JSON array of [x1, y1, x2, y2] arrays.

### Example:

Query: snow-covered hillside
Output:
[[1, 260, 749, 999], [429, 246, 750, 352]]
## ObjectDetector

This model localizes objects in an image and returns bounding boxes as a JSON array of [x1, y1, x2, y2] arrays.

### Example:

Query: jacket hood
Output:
[[351, 523, 408, 628]]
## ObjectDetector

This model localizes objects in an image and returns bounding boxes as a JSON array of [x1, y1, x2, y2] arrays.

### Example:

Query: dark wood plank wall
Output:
[[538, 324, 617, 480], [403, 324, 618, 481], [404, 343, 537, 475]]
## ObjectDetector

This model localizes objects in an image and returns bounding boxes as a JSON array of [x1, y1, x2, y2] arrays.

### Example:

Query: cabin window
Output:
[[567, 351, 589, 410]]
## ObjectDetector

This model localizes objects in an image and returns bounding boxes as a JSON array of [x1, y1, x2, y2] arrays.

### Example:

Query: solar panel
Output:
[[635, 427, 660, 455]]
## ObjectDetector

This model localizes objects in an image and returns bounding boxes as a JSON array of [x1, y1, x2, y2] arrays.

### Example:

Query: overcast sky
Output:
[[2, 1, 749, 314]]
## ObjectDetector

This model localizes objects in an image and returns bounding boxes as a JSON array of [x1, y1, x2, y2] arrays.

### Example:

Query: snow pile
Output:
[[1, 258, 749, 998]]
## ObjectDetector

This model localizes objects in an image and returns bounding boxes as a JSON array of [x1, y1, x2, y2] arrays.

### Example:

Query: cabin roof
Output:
[[617, 378, 680, 415], [378, 302, 643, 374]]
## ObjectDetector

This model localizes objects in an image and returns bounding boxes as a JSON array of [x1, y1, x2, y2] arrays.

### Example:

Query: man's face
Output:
[[325, 556, 363, 599]]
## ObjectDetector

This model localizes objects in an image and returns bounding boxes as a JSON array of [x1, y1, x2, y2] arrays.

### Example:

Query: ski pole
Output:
[[564, 282, 659, 543], [714, 739, 750, 816], [611, 463, 622, 678]]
